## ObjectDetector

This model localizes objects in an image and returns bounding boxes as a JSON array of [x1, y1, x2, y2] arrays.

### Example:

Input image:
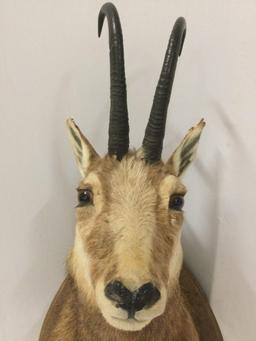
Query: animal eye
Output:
[[169, 195, 184, 211], [77, 189, 93, 207]]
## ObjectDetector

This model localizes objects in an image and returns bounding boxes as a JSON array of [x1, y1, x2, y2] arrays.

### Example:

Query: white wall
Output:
[[1, 1, 255, 340]]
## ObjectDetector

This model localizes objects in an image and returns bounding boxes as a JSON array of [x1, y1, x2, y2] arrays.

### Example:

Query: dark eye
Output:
[[169, 195, 184, 211], [77, 189, 93, 207]]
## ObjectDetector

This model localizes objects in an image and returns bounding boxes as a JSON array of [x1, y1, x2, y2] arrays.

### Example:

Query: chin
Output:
[[103, 314, 152, 331]]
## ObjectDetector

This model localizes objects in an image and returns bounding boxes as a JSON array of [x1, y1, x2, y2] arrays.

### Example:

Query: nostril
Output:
[[104, 281, 131, 305], [105, 281, 161, 316], [134, 283, 161, 311]]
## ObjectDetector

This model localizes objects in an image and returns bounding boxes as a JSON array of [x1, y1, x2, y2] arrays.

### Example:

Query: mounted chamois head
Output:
[[67, 2, 205, 332]]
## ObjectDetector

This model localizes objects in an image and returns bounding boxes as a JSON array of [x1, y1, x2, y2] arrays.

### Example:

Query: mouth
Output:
[[108, 315, 151, 331], [111, 316, 148, 323]]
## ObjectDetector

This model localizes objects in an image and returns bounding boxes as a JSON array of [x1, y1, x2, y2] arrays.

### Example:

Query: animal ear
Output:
[[66, 118, 99, 178], [165, 119, 205, 177]]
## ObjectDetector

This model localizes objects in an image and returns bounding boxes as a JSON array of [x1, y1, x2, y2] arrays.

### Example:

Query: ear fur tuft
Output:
[[165, 119, 205, 176], [66, 118, 99, 177]]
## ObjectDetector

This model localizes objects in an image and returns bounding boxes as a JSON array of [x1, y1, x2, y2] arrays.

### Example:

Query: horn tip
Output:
[[98, 3, 118, 37], [98, 11, 105, 37], [175, 17, 187, 56]]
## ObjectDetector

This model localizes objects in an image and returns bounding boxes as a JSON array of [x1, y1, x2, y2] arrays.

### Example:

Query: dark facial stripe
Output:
[[180, 151, 193, 169], [70, 127, 82, 149], [75, 145, 82, 157], [180, 135, 200, 159], [179, 159, 191, 175]]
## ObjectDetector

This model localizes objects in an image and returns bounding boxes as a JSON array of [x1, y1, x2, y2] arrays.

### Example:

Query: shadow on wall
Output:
[[182, 100, 255, 312], [182, 101, 242, 298], [14, 100, 76, 340], [209, 102, 255, 339], [182, 150, 222, 297]]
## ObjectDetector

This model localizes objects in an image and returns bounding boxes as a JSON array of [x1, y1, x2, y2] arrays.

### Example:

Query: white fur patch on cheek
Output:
[[168, 232, 183, 284], [71, 226, 95, 303]]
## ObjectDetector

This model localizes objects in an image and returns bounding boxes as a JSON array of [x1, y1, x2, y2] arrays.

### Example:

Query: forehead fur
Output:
[[80, 152, 185, 193]]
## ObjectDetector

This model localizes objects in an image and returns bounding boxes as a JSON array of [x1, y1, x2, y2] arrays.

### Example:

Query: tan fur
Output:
[[42, 119, 206, 340]]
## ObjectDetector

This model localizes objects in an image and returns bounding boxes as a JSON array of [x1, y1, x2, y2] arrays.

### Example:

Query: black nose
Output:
[[104, 281, 161, 318]]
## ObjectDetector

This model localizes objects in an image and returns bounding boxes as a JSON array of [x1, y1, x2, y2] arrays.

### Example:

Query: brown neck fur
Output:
[[75, 280, 197, 341], [45, 271, 198, 341]]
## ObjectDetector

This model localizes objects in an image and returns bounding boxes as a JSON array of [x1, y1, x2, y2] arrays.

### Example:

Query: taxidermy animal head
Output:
[[67, 2, 205, 332]]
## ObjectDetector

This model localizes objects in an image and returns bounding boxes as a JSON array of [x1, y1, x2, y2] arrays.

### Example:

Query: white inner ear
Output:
[[167, 119, 205, 177], [66, 118, 98, 178]]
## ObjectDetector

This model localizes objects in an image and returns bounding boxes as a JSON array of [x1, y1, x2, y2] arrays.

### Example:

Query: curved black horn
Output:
[[142, 17, 186, 163], [98, 3, 129, 160]]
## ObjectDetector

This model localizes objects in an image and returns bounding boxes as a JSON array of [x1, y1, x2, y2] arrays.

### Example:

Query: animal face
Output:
[[73, 156, 185, 330], [66, 2, 205, 332], [67, 119, 204, 331]]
